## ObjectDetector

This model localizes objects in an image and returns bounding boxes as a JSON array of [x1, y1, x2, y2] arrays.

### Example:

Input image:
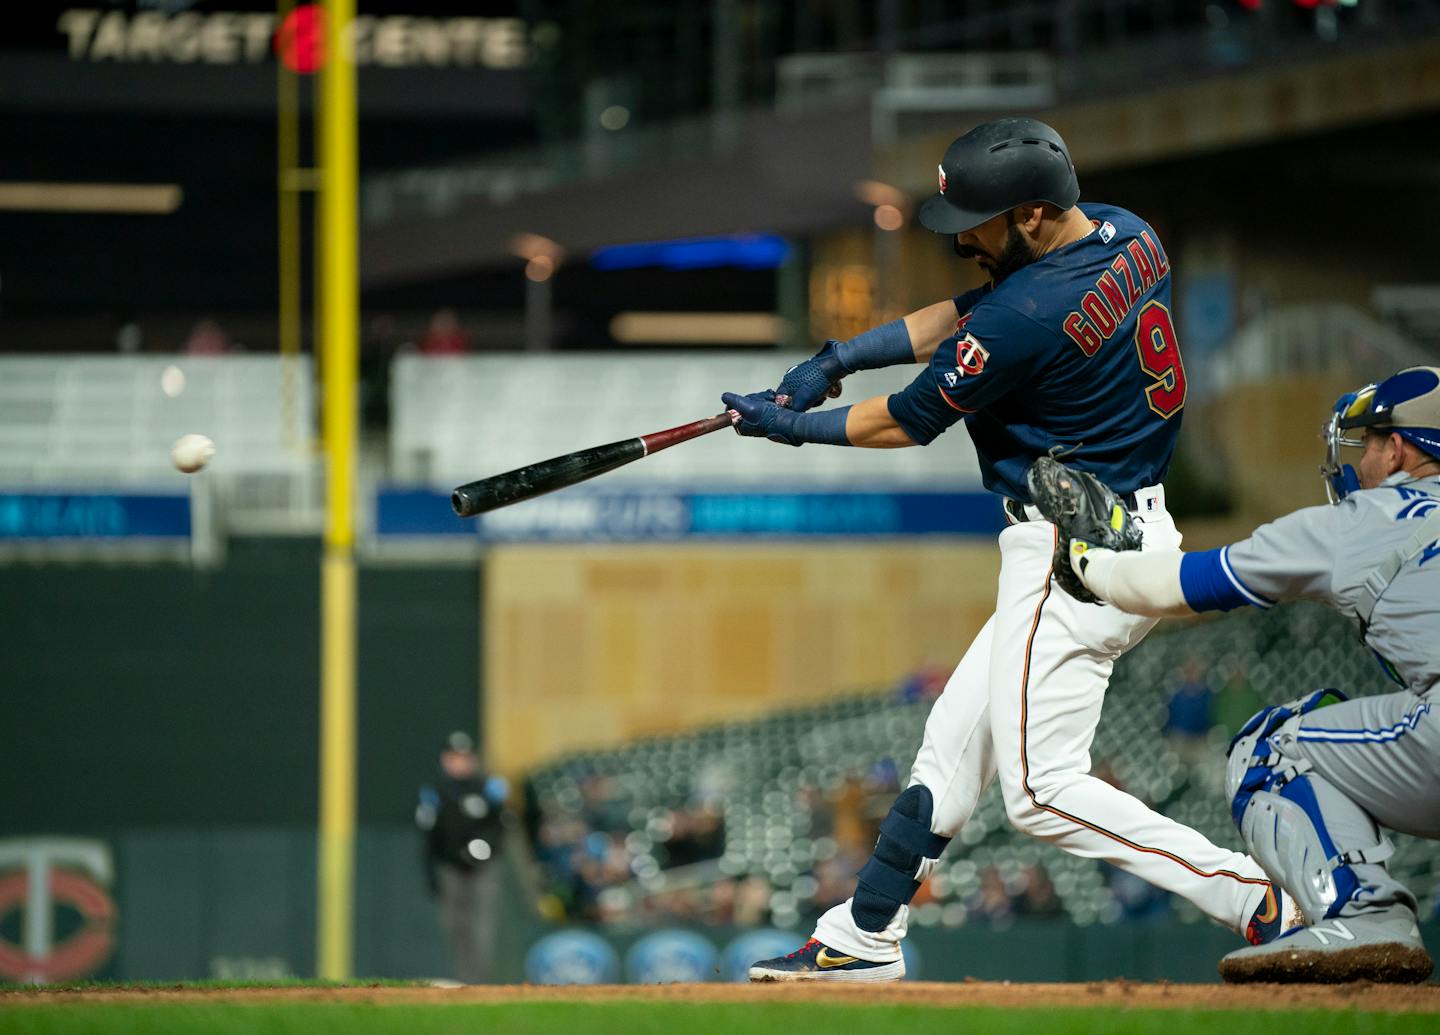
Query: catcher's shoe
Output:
[[1221, 908, 1433, 984], [748, 938, 904, 983], [1244, 884, 1304, 946]]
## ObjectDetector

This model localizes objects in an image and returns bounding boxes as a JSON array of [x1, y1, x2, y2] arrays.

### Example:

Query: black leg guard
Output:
[[851, 785, 951, 932]]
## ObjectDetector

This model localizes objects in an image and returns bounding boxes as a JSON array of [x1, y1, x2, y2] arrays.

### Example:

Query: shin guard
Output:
[[851, 785, 951, 932]]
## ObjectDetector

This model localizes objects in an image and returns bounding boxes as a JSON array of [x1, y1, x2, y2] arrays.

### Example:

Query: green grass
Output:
[[0, 1002, 1431, 1035], [2, 978, 423, 993]]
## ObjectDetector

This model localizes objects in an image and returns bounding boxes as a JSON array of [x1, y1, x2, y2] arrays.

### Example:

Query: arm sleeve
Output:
[[1080, 549, 1192, 617], [1178, 503, 1354, 611], [886, 301, 1054, 445]]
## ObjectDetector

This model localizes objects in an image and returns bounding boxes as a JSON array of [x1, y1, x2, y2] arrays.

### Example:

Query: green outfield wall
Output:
[[1, 539, 480, 830]]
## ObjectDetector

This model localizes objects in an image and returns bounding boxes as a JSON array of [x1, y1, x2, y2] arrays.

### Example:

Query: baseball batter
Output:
[[723, 117, 1283, 983], [1043, 367, 1440, 983]]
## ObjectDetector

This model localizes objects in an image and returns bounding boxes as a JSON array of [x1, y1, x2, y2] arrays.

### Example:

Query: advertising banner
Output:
[[375, 488, 1005, 542], [0, 492, 190, 540]]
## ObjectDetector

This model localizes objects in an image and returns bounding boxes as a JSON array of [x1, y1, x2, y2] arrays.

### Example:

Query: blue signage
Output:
[[0, 493, 190, 539], [525, 929, 620, 985], [591, 234, 789, 271], [720, 929, 801, 983], [625, 929, 719, 984], [375, 488, 1004, 542]]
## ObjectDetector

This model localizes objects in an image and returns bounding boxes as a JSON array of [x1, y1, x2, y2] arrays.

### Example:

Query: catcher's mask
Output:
[[1321, 366, 1440, 502]]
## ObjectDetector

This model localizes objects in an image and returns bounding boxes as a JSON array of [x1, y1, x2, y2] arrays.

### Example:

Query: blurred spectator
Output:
[[114, 320, 143, 354], [733, 874, 774, 927], [183, 318, 232, 355], [1103, 862, 1172, 922], [660, 803, 725, 867], [1014, 864, 1065, 919], [1215, 662, 1265, 737], [812, 850, 864, 913], [898, 664, 947, 703], [420, 308, 472, 355], [830, 776, 870, 857], [1092, 757, 1124, 791], [527, 770, 726, 922], [1164, 656, 1214, 762], [967, 865, 1017, 929], [416, 731, 508, 983]]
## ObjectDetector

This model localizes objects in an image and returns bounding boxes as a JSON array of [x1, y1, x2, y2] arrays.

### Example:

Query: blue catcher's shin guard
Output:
[[1227, 690, 1395, 923], [851, 785, 951, 932]]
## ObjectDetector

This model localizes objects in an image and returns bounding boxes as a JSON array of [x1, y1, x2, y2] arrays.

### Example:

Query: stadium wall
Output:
[[0, 540, 480, 830], [483, 542, 1001, 775]]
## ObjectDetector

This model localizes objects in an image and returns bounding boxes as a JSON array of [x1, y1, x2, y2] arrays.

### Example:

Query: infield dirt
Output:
[[6, 981, 1439, 1012]]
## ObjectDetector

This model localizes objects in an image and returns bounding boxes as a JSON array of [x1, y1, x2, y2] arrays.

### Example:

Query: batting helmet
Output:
[[1322, 366, 1440, 501], [918, 117, 1081, 235]]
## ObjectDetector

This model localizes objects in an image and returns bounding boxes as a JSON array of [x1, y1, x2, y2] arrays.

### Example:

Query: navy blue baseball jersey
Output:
[[888, 203, 1185, 501]]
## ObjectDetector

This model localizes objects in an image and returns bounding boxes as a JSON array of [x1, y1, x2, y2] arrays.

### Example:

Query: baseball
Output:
[[170, 433, 216, 474]]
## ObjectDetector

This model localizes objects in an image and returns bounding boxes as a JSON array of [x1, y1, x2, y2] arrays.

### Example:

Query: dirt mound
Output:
[[7, 981, 1440, 1012]]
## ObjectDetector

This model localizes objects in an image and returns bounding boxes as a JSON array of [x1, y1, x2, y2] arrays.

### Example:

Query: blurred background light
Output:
[[599, 105, 631, 131], [590, 235, 789, 272], [0, 182, 182, 214], [159, 365, 186, 398], [609, 311, 788, 345], [873, 204, 905, 231]]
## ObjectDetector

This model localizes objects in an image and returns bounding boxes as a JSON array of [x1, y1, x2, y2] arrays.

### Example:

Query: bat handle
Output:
[[639, 412, 738, 456]]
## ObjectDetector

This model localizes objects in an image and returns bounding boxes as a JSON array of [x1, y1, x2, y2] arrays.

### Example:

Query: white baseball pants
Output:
[[815, 491, 1271, 962]]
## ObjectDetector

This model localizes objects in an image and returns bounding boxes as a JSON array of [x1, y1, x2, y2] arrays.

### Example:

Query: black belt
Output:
[[1005, 492, 1139, 524]]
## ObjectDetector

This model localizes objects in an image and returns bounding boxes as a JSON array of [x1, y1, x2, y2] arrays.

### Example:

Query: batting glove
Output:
[[722, 390, 805, 446], [776, 341, 849, 411]]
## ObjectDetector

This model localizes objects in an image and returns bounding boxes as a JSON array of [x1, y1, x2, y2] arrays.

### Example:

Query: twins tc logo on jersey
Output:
[[948, 333, 990, 385], [958, 335, 989, 375], [944, 313, 988, 385]]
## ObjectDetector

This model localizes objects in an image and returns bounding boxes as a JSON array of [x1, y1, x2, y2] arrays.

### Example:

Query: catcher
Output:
[[1029, 366, 1440, 983]]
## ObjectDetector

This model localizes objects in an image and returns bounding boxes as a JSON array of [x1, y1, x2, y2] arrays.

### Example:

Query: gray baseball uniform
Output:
[[1216, 472, 1440, 697], [1191, 471, 1440, 916]]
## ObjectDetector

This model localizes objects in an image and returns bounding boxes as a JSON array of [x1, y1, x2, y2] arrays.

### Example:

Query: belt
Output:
[[1004, 483, 1165, 525]]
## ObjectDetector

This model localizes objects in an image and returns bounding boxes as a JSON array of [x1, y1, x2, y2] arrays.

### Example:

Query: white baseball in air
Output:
[[170, 433, 216, 474]]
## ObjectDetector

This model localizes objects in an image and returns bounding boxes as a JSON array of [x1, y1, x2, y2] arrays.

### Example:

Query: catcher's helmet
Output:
[[918, 117, 1081, 235], [1322, 366, 1440, 502]]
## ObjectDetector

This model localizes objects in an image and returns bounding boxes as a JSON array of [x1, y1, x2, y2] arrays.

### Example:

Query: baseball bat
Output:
[[451, 411, 738, 517]]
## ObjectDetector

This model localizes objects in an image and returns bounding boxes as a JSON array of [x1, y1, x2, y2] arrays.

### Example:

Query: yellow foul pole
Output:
[[317, 0, 358, 981]]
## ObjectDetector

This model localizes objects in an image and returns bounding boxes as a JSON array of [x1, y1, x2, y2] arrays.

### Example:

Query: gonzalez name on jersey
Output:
[[889, 203, 1183, 501]]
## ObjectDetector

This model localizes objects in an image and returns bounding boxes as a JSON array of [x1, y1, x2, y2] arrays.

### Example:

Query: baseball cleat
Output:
[[748, 938, 904, 983], [1244, 884, 1305, 946], [1221, 909, 1433, 984]]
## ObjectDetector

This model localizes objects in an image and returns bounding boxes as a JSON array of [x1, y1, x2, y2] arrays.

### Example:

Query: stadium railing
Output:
[[0, 355, 320, 537], [389, 353, 984, 490]]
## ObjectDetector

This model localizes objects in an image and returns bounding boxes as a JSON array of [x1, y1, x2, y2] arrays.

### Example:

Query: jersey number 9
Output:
[[1134, 301, 1186, 419]]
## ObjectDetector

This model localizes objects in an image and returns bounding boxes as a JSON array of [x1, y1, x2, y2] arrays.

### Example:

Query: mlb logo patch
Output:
[[1098, 221, 1116, 243]]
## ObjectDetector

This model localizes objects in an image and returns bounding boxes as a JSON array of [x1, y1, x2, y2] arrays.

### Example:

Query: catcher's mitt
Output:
[[1025, 457, 1144, 604]]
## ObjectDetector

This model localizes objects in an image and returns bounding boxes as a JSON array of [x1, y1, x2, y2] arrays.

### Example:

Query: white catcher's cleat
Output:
[[1221, 908, 1433, 984]]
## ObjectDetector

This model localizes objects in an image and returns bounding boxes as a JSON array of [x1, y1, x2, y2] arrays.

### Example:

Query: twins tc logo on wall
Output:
[[0, 838, 117, 983]]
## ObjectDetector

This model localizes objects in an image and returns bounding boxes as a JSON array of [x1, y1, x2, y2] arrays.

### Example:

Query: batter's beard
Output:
[[955, 221, 1038, 283], [985, 226, 1037, 282]]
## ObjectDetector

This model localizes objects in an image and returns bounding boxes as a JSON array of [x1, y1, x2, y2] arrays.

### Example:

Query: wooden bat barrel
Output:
[[451, 412, 736, 518]]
